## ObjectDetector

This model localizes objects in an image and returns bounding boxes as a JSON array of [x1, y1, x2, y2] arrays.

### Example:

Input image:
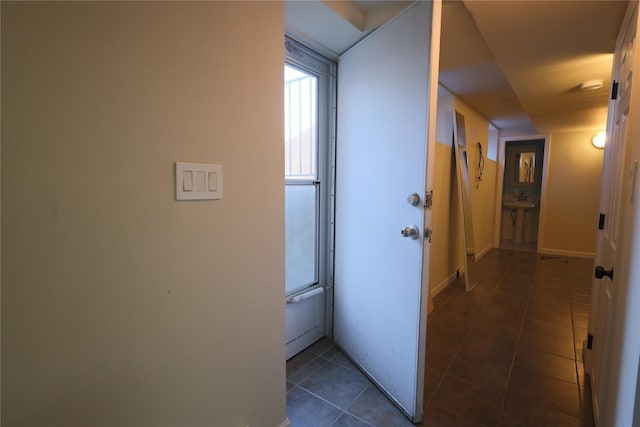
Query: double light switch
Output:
[[176, 162, 222, 200]]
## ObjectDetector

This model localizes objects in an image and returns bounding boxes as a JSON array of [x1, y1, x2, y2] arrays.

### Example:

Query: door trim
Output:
[[494, 134, 550, 251], [284, 37, 337, 357]]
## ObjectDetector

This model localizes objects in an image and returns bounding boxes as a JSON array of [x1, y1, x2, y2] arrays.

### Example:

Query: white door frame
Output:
[[493, 134, 550, 251]]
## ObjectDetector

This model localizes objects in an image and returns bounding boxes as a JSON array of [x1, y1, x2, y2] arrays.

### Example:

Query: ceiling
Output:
[[285, 0, 629, 136]]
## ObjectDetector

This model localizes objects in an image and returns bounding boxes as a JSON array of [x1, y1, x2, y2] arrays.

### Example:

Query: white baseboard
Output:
[[275, 418, 291, 427], [430, 245, 495, 298], [431, 271, 458, 297], [457, 264, 465, 277], [539, 247, 594, 259], [476, 244, 493, 261]]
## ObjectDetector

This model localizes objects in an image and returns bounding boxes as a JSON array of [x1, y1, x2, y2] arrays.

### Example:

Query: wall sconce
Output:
[[592, 131, 606, 149], [580, 80, 604, 91]]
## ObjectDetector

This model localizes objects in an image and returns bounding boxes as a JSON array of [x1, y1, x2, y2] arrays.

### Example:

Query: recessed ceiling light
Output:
[[580, 80, 604, 91]]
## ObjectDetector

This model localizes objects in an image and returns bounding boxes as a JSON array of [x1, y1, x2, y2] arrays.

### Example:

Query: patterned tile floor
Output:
[[286, 249, 596, 427]]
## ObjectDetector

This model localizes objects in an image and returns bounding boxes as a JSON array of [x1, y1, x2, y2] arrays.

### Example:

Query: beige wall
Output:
[[2, 2, 286, 426], [540, 130, 604, 256], [429, 87, 496, 294], [430, 140, 457, 292], [429, 88, 456, 292], [454, 98, 497, 260]]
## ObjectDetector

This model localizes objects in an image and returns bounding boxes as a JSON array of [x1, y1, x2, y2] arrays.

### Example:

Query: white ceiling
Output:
[[462, 0, 627, 134], [285, 1, 412, 59], [439, 0, 535, 134], [284, 0, 628, 135]]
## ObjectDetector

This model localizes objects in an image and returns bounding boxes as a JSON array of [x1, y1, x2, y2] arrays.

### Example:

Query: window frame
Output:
[[284, 37, 337, 308]]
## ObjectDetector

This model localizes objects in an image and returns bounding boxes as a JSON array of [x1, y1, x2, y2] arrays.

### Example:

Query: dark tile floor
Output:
[[286, 249, 595, 427], [286, 338, 415, 427]]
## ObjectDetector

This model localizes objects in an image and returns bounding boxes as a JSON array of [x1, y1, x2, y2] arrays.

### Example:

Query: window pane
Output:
[[284, 65, 317, 180], [285, 184, 318, 293]]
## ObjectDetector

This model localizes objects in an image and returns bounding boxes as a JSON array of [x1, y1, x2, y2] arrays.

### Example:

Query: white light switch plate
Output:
[[176, 162, 223, 200]]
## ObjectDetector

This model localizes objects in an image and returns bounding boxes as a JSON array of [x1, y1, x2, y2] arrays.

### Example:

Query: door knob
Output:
[[407, 193, 421, 206], [401, 225, 419, 240], [595, 266, 614, 280]]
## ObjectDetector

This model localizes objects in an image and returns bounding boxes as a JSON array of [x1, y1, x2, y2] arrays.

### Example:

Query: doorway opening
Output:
[[498, 136, 548, 253]]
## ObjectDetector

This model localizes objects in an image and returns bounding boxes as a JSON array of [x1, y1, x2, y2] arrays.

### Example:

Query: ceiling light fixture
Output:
[[592, 131, 606, 149], [580, 80, 604, 91]]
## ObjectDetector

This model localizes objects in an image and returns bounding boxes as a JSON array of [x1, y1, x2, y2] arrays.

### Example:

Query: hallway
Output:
[[423, 249, 593, 426], [287, 249, 595, 426]]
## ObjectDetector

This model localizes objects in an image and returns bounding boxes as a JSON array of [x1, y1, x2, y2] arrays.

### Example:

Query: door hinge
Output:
[[587, 332, 594, 350], [424, 191, 433, 209], [611, 80, 619, 100], [598, 213, 605, 230], [425, 227, 432, 243], [595, 266, 614, 280]]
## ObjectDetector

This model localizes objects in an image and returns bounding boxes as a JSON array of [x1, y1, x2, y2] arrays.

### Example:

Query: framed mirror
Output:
[[452, 111, 478, 292], [509, 146, 541, 186], [516, 151, 536, 183]]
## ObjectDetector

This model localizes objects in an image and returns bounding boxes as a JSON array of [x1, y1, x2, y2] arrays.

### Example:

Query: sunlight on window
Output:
[[284, 65, 317, 180], [284, 64, 319, 293]]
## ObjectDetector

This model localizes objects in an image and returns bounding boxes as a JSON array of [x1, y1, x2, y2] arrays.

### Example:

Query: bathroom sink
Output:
[[503, 200, 536, 209], [503, 199, 536, 244]]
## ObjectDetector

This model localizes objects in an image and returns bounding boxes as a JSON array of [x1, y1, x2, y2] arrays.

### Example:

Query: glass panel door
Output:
[[285, 183, 318, 293], [285, 64, 320, 295], [284, 37, 336, 359]]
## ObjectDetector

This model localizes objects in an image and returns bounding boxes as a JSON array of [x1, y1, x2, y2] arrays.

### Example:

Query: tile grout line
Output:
[[569, 263, 587, 425], [294, 384, 349, 420], [288, 353, 332, 386], [426, 252, 515, 409], [500, 257, 590, 424], [291, 346, 377, 427], [496, 255, 539, 427], [424, 300, 477, 405], [295, 372, 377, 426], [341, 385, 376, 427]]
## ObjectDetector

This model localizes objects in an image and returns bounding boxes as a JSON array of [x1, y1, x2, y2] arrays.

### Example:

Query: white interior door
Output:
[[589, 2, 637, 424], [333, 2, 438, 422]]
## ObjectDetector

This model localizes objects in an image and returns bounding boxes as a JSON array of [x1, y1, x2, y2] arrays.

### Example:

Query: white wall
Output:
[[1, 2, 286, 426]]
